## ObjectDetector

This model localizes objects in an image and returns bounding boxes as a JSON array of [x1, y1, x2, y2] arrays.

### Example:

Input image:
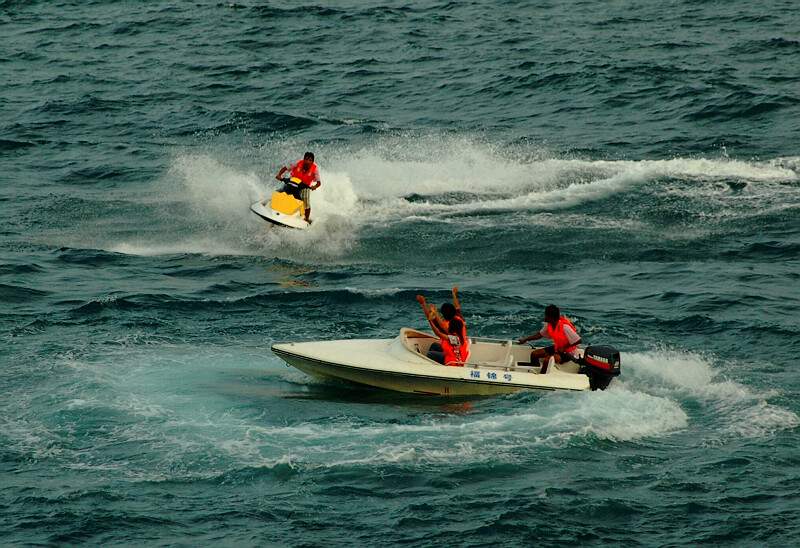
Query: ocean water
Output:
[[2, 1, 800, 546]]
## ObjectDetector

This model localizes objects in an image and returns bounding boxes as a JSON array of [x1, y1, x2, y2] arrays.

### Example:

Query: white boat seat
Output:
[[540, 356, 556, 374], [467, 351, 514, 368]]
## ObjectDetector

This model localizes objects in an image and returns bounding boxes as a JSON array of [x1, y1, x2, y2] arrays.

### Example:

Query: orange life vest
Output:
[[290, 161, 318, 187], [441, 315, 470, 366], [546, 316, 579, 353]]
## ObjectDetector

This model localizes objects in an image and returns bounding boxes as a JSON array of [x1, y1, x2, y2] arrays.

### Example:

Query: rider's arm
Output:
[[451, 286, 460, 311], [417, 295, 433, 327], [427, 307, 449, 339], [311, 168, 321, 190], [417, 296, 448, 338], [518, 332, 544, 344], [429, 304, 448, 332], [429, 321, 449, 340]]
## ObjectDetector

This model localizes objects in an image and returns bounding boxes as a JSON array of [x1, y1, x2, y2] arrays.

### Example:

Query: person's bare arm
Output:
[[429, 304, 447, 332], [518, 332, 544, 345], [418, 296, 450, 338], [451, 285, 461, 311]]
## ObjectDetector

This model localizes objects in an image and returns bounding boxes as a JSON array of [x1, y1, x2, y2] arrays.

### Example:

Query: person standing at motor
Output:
[[518, 304, 582, 374], [276, 151, 321, 224], [416, 286, 470, 366]]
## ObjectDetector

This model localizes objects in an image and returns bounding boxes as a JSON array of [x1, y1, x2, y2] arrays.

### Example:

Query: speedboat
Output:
[[250, 177, 310, 229], [272, 327, 620, 396]]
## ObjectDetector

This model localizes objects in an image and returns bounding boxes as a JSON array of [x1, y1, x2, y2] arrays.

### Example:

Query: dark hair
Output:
[[441, 302, 456, 320], [545, 304, 560, 321], [304, 151, 315, 161], [448, 316, 464, 336]]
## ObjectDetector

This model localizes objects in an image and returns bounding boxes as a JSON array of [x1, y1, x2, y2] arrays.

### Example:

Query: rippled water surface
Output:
[[2, 1, 800, 546]]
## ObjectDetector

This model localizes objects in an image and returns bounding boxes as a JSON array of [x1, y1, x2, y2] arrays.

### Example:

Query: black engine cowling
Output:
[[580, 345, 621, 391], [280, 179, 303, 199]]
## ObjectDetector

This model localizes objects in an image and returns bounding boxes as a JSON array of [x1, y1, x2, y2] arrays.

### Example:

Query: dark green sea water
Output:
[[2, 1, 800, 546]]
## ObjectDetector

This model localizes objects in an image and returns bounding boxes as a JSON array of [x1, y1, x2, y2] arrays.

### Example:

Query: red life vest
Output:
[[290, 161, 318, 187], [546, 316, 579, 353], [441, 315, 470, 366]]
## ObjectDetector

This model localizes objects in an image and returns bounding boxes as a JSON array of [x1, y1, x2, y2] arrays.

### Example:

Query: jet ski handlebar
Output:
[[278, 177, 303, 199]]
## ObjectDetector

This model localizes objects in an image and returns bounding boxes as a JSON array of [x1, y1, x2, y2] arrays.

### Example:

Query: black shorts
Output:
[[427, 342, 445, 364], [544, 346, 573, 363]]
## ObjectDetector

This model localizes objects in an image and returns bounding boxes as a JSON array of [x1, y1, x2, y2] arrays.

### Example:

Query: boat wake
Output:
[[95, 136, 798, 259], [6, 341, 795, 482], [622, 348, 799, 442]]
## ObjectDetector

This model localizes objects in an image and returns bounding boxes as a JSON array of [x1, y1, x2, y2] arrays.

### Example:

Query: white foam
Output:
[[104, 153, 363, 257], [109, 238, 252, 257], [101, 137, 798, 257], [169, 154, 264, 219], [10, 340, 795, 480], [528, 387, 688, 444], [204, 387, 687, 469], [625, 348, 800, 441], [344, 286, 403, 297], [0, 415, 65, 460], [324, 145, 799, 224]]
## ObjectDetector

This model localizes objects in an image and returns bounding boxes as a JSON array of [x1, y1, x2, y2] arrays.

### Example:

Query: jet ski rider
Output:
[[518, 304, 582, 374], [276, 151, 321, 224], [416, 286, 470, 366]]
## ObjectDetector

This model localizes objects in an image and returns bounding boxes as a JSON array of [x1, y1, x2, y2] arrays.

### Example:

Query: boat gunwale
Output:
[[271, 344, 585, 392]]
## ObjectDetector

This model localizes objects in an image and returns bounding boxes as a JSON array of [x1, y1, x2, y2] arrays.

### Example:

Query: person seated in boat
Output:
[[518, 304, 582, 374], [275, 151, 321, 223], [416, 286, 470, 366]]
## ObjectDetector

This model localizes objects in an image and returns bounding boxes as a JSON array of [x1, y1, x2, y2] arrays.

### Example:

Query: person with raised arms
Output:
[[416, 286, 470, 366]]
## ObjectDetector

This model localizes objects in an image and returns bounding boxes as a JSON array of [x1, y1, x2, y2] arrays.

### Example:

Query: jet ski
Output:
[[250, 177, 310, 229]]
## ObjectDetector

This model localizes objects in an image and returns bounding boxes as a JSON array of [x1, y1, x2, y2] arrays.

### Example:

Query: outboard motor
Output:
[[580, 345, 621, 391]]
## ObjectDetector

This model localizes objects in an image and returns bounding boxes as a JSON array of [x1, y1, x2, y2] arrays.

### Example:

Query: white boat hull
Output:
[[250, 199, 309, 229], [272, 328, 599, 396]]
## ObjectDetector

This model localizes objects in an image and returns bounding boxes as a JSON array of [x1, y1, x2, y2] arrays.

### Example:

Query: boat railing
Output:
[[468, 336, 514, 344], [402, 329, 543, 373], [460, 336, 540, 372]]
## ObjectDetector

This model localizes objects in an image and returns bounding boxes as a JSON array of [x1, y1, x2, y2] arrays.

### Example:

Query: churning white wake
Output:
[[106, 136, 798, 257], [622, 348, 799, 442]]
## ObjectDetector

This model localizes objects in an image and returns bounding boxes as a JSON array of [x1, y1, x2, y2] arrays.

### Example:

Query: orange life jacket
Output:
[[546, 316, 579, 353], [441, 315, 470, 366], [290, 161, 318, 187]]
